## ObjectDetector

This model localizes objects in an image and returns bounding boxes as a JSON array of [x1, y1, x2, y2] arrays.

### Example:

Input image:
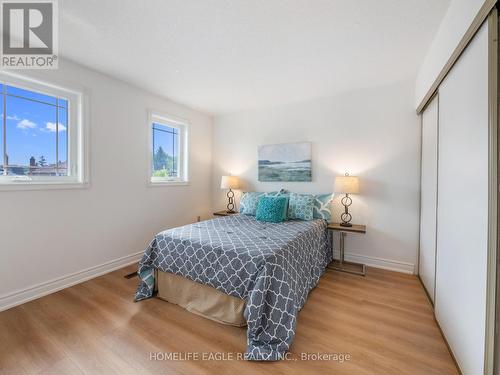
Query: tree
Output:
[[153, 147, 175, 176], [153, 146, 168, 171], [38, 155, 47, 167]]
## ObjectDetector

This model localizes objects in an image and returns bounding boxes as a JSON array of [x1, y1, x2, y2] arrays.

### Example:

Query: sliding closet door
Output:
[[435, 22, 489, 375], [419, 96, 438, 302]]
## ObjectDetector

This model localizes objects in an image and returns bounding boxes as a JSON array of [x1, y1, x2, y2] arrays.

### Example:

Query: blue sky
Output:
[[0, 84, 68, 166], [152, 123, 177, 158]]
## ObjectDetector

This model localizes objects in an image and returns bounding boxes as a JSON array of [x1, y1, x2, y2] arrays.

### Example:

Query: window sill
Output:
[[148, 180, 189, 187], [0, 181, 89, 191]]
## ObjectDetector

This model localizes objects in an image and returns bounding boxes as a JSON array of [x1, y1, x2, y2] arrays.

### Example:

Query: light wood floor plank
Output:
[[0, 265, 458, 375]]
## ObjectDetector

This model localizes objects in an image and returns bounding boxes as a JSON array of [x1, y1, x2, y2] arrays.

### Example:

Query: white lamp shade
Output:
[[220, 175, 240, 189], [334, 175, 359, 194]]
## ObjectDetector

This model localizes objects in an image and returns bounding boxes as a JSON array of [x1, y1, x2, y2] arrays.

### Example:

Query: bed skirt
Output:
[[156, 271, 247, 327]]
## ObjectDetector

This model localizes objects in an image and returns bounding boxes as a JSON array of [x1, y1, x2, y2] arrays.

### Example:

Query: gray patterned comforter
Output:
[[135, 214, 331, 361]]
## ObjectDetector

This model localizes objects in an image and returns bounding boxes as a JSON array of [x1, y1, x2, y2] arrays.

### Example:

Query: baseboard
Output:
[[0, 251, 143, 312], [0, 250, 412, 312], [333, 251, 415, 274]]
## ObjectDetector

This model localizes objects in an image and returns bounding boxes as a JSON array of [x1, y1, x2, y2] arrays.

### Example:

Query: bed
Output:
[[135, 214, 332, 361]]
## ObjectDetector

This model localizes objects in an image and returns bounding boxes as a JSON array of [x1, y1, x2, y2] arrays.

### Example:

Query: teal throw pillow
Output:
[[313, 193, 334, 221], [240, 191, 279, 215], [255, 196, 289, 223], [288, 193, 314, 220]]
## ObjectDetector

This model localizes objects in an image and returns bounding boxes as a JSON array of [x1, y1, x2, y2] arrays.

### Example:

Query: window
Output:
[[149, 112, 188, 185], [0, 74, 85, 188]]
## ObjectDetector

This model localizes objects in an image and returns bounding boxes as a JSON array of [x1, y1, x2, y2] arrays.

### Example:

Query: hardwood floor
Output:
[[0, 265, 458, 375]]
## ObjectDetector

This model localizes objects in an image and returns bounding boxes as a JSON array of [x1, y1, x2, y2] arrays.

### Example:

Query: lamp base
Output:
[[226, 188, 235, 213], [340, 193, 353, 228], [226, 209, 236, 214]]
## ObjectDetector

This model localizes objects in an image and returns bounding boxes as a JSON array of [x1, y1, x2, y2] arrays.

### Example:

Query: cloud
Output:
[[7, 114, 20, 121], [44, 122, 67, 132], [17, 119, 37, 129]]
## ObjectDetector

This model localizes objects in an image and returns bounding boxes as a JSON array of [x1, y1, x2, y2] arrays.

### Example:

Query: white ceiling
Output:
[[60, 0, 450, 115]]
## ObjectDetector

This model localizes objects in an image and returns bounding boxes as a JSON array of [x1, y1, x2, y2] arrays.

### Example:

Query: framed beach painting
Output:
[[258, 142, 312, 182]]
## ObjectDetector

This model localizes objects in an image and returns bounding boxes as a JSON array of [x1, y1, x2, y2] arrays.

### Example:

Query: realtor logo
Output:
[[1, 0, 58, 69]]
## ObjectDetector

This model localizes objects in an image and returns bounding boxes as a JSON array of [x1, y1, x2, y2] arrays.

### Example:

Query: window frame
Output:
[[148, 110, 189, 186], [0, 72, 87, 190]]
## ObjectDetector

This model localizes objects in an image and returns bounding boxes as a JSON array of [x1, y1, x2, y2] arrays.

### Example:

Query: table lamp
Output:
[[220, 175, 240, 213], [334, 173, 360, 227]]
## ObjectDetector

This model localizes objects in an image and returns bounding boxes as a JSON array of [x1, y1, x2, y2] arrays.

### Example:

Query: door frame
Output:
[[487, 7, 498, 375]]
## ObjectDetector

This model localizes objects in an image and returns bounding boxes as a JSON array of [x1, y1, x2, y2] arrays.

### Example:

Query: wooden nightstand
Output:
[[213, 210, 238, 217], [327, 222, 367, 276]]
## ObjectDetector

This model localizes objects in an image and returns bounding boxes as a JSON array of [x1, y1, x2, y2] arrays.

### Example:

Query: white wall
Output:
[[212, 80, 421, 273], [0, 59, 213, 309], [415, 0, 485, 107]]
